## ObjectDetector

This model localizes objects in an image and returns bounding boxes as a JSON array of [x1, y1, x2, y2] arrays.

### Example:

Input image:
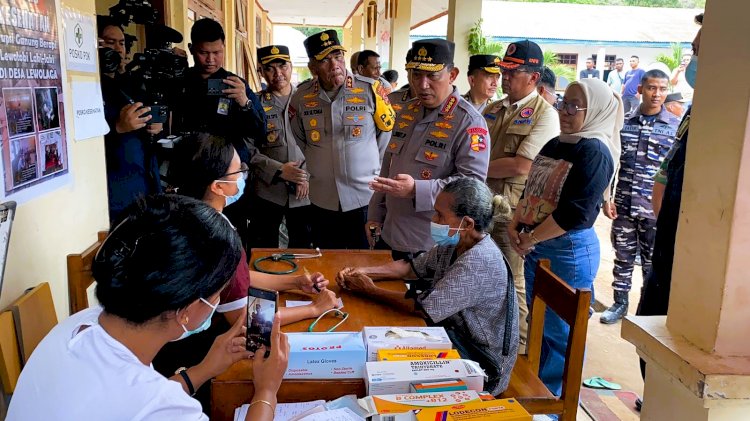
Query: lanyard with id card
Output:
[[217, 97, 232, 116]]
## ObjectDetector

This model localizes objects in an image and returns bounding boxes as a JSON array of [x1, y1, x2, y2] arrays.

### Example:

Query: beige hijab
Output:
[[559, 78, 624, 201]]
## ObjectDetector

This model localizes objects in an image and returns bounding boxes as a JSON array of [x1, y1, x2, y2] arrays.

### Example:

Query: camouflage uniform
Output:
[[612, 106, 680, 291]]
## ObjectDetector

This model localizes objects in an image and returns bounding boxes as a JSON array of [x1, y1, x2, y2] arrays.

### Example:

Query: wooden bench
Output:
[[67, 231, 108, 315], [8, 283, 58, 364], [500, 259, 591, 420]]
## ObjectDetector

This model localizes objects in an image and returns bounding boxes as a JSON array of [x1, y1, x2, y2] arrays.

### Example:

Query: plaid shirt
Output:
[[413, 235, 519, 394]]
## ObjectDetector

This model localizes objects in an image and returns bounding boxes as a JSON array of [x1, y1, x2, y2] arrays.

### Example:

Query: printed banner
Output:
[[0, 0, 69, 197]]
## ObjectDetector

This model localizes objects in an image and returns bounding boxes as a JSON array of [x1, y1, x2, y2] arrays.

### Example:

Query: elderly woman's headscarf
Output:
[[559, 78, 624, 201]]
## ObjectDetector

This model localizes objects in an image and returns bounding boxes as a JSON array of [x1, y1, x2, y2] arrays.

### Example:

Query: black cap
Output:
[[665, 92, 688, 103], [468, 54, 501, 74], [257, 45, 291, 65], [499, 40, 543, 70], [406, 39, 455, 72], [304, 30, 346, 61]]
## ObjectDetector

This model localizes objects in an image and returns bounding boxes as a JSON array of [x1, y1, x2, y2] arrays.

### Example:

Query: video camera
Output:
[[109, 0, 158, 27]]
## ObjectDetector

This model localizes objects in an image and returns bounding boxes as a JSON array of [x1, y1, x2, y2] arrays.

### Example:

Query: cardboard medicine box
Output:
[[365, 359, 487, 395], [377, 349, 461, 361], [363, 326, 452, 361], [360, 391, 483, 421], [415, 398, 531, 421], [284, 332, 366, 379]]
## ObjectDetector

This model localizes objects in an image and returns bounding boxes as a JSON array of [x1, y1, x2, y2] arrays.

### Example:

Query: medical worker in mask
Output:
[[335, 177, 519, 396], [8, 195, 287, 420]]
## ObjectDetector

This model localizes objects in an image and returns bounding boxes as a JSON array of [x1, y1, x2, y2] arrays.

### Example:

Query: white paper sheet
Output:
[[71, 81, 109, 141], [233, 400, 326, 421], [299, 407, 365, 421]]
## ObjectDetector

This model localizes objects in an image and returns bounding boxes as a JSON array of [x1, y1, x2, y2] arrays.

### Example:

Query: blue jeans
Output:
[[524, 228, 599, 397]]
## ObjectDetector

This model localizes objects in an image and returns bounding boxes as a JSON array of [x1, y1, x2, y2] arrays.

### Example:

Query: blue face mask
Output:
[[173, 297, 219, 342], [430, 217, 466, 247], [685, 55, 698, 88], [216, 176, 246, 207]]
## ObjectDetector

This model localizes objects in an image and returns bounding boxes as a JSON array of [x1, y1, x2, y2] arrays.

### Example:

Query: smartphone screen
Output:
[[149, 105, 168, 124], [207, 78, 229, 96], [246, 287, 278, 353]]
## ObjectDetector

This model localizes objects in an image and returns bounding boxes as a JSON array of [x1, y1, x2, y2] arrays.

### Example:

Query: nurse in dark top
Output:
[[507, 78, 623, 397]]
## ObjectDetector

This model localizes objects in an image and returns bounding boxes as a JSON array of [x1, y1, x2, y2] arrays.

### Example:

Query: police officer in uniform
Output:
[[600, 69, 680, 324], [387, 49, 415, 111], [290, 30, 395, 249], [247, 45, 312, 248], [484, 40, 559, 351], [463, 55, 502, 113], [367, 39, 489, 259]]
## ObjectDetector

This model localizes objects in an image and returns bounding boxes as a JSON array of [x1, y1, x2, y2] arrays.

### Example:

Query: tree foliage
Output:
[[468, 19, 505, 56], [543, 50, 576, 87], [655, 42, 686, 71]]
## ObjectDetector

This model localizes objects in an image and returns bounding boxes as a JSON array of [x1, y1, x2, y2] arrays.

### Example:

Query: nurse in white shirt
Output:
[[7, 194, 288, 421]]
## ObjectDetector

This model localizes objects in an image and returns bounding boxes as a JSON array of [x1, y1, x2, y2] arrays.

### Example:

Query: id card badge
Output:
[[217, 98, 232, 115]]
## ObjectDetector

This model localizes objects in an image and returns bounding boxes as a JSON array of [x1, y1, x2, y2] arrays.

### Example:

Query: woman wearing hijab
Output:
[[507, 78, 623, 396]]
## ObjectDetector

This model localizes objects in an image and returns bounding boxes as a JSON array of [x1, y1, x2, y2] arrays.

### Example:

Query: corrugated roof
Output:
[[412, 1, 701, 43]]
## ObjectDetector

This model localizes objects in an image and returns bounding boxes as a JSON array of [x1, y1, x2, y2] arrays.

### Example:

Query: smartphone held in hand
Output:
[[246, 287, 278, 353]]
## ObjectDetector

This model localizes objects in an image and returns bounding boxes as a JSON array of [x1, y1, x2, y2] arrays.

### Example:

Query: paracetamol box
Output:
[[284, 332, 366, 379], [415, 398, 531, 421], [359, 391, 483, 421], [365, 359, 487, 395], [363, 327, 452, 361], [377, 349, 461, 361]]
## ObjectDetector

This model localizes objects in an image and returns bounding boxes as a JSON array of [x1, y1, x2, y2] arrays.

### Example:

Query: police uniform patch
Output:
[[420, 168, 432, 180], [398, 121, 409, 129], [392, 104, 403, 112], [347, 115, 366, 123], [435, 121, 453, 129], [430, 131, 449, 139], [388, 142, 398, 150], [264, 92, 272, 101], [513, 118, 533, 125], [305, 101, 319, 108], [467, 127, 489, 136], [408, 102, 420, 112], [263, 105, 273, 112], [311, 130, 321, 142], [520, 107, 534, 118], [267, 132, 277, 143], [441, 96, 458, 114], [401, 114, 414, 121], [424, 150, 439, 161], [352, 127, 362, 137], [443, 114, 455, 121], [267, 122, 276, 130], [347, 96, 366, 104], [303, 92, 318, 99], [348, 87, 364, 94], [310, 118, 318, 128], [470, 134, 487, 152]]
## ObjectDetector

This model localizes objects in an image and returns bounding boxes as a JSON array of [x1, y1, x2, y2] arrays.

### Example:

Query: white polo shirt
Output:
[[7, 306, 207, 421]]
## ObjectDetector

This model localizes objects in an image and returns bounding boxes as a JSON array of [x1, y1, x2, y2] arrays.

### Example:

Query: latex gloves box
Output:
[[284, 332, 366, 379], [359, 390, 483, 421], [363, 326, 452, 362], [365, 359, 487, 395]]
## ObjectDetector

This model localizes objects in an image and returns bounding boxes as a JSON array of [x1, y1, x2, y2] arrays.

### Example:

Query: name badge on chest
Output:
[[217, 98, 232, 116]]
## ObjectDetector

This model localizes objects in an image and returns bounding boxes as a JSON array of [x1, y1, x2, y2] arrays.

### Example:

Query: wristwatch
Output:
[[175, 367, 195, 396], [242, 98, 252, 111]]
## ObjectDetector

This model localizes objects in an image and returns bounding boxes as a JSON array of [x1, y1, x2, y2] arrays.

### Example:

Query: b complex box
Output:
[[363, 327, 452, 361], [377, 349, 461, 361], [359, 391, 483, 421], [284, 332, 366, 379], [365, 359, 487, 395], [415, 399, 531, 421]]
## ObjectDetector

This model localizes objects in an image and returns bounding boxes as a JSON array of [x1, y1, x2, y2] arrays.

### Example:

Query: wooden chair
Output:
[[9, 283, 58, 364], [67, 231, 108, 315], [0, 311, 21, 394], [500, 259, 591, 420]]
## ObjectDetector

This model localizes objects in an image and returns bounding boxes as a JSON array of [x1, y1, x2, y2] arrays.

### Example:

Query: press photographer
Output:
[[97, 15, 163, 222]]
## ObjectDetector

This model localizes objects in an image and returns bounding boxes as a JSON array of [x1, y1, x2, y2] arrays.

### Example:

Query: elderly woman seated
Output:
[[336, 177, 519, 395]]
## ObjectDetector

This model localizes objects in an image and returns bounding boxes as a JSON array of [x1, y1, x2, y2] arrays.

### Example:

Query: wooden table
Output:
[[210, 249, 426, 421]]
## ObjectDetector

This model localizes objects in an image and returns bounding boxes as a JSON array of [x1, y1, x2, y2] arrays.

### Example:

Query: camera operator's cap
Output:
[[498, 39, 544, 70], [666, 92, 688, 103], [304, 30, 346, 61], [257, 45, 291, 65], [468, 54, 502, 74], [405, 39, 455, 72]]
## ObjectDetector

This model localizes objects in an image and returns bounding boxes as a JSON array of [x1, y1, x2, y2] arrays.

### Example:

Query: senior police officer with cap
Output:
[[290, 30, 395, 250], [464, 55, 502, 113], [247, 45, 312, 248], [367, 39, 490, 259], [484, 39, 559, 352]]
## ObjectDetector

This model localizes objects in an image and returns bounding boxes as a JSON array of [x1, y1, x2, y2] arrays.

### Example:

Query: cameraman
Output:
[[98, 16, 162, 222], [174, 18, 266, 245]]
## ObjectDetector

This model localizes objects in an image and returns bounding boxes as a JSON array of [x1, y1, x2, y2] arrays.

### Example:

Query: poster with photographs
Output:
[[0, 0, 68, 198]]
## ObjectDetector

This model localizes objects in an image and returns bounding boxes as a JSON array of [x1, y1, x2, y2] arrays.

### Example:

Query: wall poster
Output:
[[0, 0, 68, 198]]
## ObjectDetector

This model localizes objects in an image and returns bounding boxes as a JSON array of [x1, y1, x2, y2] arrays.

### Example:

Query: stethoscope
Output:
[[252, 248, 323, 274]]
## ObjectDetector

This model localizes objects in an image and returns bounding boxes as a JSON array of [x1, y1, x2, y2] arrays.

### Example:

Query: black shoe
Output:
[[600, 290, 629, 324], [635, 397, 642, 411]]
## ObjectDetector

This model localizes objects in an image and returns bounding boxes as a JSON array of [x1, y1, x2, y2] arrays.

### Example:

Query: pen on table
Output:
[[303, 266, 321, 292]]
